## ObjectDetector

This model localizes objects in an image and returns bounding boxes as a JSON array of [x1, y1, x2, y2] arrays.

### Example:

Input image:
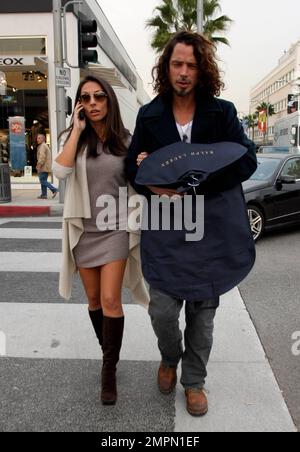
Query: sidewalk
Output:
[[0, 190, 63, 217]]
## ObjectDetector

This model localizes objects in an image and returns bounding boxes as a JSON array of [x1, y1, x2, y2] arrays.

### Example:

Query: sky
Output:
[[98, 0, 300, 115]]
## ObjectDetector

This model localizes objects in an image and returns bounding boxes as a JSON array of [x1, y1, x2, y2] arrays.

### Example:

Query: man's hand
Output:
[[147, 186, 182, 197]]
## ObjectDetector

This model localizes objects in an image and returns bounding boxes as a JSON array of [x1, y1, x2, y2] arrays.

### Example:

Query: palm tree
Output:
[[242, 114, 258, 141], [255, 102, 275, 144], [255, 102, 275, 117], [146, 0, 233, 53]]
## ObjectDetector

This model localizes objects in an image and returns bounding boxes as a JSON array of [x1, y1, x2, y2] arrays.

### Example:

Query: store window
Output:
[[0, 37, 49, 185]]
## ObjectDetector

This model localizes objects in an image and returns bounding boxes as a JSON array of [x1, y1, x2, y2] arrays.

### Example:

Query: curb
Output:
[[0, 205, 63, 218]]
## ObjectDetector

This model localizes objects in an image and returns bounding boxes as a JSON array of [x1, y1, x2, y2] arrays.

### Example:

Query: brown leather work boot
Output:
[[158, 363, 177, 395], [185, 389, 208, 417]]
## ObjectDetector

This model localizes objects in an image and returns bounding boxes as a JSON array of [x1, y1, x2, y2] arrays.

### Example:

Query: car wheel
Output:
[[248, 205, 265, 241]]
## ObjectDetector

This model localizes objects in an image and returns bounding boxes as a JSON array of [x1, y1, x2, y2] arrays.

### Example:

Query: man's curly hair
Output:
[[152, 31, 224, 97]]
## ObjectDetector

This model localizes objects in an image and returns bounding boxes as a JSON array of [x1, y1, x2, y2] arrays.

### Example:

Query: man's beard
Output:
[[174, 85, 193, 98]]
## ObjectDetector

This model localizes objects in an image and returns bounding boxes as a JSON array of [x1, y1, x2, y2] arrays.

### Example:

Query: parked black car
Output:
[[243, 153, 300, 240], [257, 146, 289, 154]]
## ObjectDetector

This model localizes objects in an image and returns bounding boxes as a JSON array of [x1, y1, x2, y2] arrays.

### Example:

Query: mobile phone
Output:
[[79, 109, 85, 121]]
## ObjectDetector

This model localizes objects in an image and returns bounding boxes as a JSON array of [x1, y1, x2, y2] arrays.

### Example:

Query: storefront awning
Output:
[[82, 64, 126, 88]]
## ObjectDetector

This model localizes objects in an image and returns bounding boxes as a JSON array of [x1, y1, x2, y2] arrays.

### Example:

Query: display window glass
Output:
[[0, 37, 50, 185]]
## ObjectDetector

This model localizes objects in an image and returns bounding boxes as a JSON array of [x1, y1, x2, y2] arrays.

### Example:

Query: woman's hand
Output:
[[137, 152, 149, 167], [73, 102, 86, 132]]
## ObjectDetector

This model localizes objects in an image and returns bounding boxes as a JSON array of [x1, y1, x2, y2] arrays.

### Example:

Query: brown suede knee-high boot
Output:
[[89, 309, 104, 348], [101, 316, 124, 405]]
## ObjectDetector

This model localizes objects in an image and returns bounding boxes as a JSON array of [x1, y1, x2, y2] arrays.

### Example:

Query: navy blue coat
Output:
[[125, 91, 258, 305]]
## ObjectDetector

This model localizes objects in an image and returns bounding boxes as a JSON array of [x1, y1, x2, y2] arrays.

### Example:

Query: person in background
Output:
[[36, 133, 58, 199]]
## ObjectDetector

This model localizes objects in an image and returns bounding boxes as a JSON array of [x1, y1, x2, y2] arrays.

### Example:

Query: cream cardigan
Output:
[[52, 143, 150, 308]]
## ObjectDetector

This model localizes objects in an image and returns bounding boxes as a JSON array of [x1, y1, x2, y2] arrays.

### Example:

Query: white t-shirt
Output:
[[176, 120, 193, 143]]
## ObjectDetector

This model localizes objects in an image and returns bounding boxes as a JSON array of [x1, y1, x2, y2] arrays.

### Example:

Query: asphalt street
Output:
[[0, 217, 297, 432], [240, 224, 300, 430]]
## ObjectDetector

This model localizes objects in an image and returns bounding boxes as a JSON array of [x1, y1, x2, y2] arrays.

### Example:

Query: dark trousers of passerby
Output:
[[148, 287, 217, 390], [38, 172, 58, 198]]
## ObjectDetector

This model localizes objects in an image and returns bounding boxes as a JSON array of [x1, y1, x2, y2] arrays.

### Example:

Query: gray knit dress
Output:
[[73, 142, 129, 269]]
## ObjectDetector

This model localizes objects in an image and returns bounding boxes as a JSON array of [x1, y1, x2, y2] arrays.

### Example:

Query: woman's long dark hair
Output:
[[152, 31, 224, 98], [62, 76, 129, 158]]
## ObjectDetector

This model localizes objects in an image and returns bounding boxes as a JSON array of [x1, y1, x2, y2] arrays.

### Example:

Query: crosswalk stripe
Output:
[[0, 252, 61, 272], [0, 229, 62, 240], [0, 217, 62, 223], [0, 303, 158, 361], [0, 291, 266, 363]]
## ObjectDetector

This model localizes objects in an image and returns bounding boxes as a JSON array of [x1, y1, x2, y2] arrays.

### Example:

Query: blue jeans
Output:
[[38, 172, 58, 197]]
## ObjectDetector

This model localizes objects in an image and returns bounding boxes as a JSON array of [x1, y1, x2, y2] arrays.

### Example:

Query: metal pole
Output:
[[63, 1, 83, 68], [197, 0, 204, 33], [53, 0, 66, 202], [266, 88, 269, 145]]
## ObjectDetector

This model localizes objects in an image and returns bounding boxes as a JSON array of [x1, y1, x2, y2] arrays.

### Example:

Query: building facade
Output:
[[249, 39, 300, 146], [0, 0, 150, 190]]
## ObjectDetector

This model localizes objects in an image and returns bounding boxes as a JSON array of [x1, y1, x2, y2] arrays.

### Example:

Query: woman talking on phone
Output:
[[53, 76, 130, 406]]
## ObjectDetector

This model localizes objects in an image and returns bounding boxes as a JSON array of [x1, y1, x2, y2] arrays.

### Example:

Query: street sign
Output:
[[56, 67, 71, 87]]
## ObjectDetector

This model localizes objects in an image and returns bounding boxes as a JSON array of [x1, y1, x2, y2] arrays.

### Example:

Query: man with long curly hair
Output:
[[126, 31, 257, 417]]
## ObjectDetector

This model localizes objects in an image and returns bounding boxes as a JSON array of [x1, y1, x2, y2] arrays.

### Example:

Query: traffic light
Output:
[[78, 19, 98, 66], [65, 96, 73, 117]]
